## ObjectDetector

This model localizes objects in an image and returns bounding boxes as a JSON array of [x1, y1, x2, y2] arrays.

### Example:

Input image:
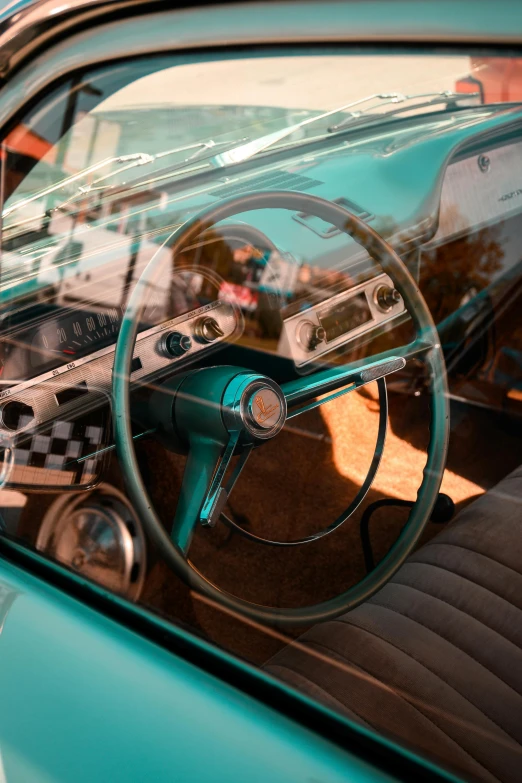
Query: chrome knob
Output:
[[297, 320, 326, 351], [194, 316, 225, 343], [375, 285, 401, 312], [163, 331, 192, 357]]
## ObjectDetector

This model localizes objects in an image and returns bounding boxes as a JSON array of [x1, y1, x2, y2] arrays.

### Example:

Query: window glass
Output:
[[1, 50, 522, 782]]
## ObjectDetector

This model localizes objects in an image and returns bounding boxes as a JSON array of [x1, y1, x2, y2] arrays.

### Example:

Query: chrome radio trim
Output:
[[283, 273, 405, 367], [0, 300, 240, 435]]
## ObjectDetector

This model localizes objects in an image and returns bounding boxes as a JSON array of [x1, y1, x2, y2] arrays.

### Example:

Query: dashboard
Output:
[[0, 261, 404, 433], [0, 218, 406, 492], [2, 107, 522, 491], [0, 269, 240, 431]]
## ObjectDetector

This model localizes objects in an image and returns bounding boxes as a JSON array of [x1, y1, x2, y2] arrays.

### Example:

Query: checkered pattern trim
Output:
[[0, 417, 107, 489]]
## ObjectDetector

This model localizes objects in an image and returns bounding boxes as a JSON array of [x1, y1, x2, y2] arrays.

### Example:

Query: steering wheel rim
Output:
[[113, 191, 449, 627]]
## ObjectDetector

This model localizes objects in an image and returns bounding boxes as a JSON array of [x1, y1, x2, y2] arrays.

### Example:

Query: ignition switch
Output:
[[194, 316, 225, 343]]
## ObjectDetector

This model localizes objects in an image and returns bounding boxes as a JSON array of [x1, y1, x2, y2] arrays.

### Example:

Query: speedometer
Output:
[[33, 308, 123, 366], [0, 268, 222, 384]]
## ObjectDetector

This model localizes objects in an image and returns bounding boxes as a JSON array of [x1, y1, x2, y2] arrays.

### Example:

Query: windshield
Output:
[[2, 53, 501, 233]]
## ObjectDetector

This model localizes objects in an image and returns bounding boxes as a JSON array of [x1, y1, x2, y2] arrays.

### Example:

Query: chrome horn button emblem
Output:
[[240, 380, 287, 440], [250, 388, 282, 429]]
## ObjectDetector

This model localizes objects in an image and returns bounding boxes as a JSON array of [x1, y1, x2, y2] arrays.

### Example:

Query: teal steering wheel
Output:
[[113, 192, 449, 627]]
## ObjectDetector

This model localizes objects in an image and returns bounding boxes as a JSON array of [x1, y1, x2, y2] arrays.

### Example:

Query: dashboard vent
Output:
[[293, 196, 374, 239], [215, 170, 322, 199]]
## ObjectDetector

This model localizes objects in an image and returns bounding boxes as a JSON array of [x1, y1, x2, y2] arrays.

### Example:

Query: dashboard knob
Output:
[[0, 399, 34, 431], [375, 285, 401, 312], [194, 316, 225, 343], [297, 320, 326, 351], [164, 331, 192, 357]]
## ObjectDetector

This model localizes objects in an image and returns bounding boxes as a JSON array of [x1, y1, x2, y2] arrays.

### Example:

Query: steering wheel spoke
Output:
[[171, 430, 254, 553], [171, 438, 225, 554]]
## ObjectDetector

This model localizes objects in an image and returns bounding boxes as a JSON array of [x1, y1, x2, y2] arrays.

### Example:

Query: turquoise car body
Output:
[[0, 549, 401, 783]]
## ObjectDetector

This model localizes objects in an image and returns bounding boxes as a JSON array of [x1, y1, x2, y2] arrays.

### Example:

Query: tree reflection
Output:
[[420, 208, 504, 324]]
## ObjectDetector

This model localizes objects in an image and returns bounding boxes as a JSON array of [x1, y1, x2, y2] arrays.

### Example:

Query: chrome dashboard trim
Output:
[[0, 300, 218, 396], [0, 299, 240, 434]]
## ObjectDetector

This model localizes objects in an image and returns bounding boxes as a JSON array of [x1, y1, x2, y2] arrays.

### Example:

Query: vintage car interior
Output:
[[1, 22, 522, 782]]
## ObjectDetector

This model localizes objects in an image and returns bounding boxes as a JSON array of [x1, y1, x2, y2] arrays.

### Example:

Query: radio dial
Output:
[[375, 285, 401, 312], [297, 320, 326, 351]]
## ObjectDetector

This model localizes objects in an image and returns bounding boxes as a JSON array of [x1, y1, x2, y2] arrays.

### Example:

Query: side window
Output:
[[1, 48, 522, 783]]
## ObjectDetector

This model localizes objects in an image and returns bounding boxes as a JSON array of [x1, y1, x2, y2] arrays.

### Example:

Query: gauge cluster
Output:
[[0, 263, 213, 386], [0, 299, 239, 435], [0, 306, 127, 385], [0, 261, 242, 438], [35, 307, 124, 364]]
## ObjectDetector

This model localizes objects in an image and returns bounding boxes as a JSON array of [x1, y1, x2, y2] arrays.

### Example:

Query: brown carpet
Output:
[[136, 381, 521, 663], [16, 376, 522, 665]]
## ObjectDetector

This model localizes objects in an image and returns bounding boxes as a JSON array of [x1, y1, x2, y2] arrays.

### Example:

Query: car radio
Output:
[[283, 273, 405, 367]]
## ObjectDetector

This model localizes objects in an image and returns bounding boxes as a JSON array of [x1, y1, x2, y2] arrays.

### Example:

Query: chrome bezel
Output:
[[240, 379, 287, 440], [283, 272, 406, 367], [36, 483, 146, 600]]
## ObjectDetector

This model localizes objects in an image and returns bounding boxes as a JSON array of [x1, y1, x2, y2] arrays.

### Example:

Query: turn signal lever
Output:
[[360, 493, 455, 573]]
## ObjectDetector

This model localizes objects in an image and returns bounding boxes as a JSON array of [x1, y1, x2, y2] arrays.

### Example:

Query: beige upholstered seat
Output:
[[266, 466, 522, 782]]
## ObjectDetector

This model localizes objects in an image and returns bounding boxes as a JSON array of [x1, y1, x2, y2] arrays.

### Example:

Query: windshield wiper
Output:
[[49, 137, 253, 218], [211, 90, 481, 168], [3, 139, 246, 222], [2, 152, 155, 219], [327, 90, 481, 132]]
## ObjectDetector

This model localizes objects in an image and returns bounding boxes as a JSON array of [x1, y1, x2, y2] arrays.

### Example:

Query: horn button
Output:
[[222, 372, 287, 443], [241, 381, 286, 440], [149, 367, 287, 448], [148, 368, 287, 530]]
